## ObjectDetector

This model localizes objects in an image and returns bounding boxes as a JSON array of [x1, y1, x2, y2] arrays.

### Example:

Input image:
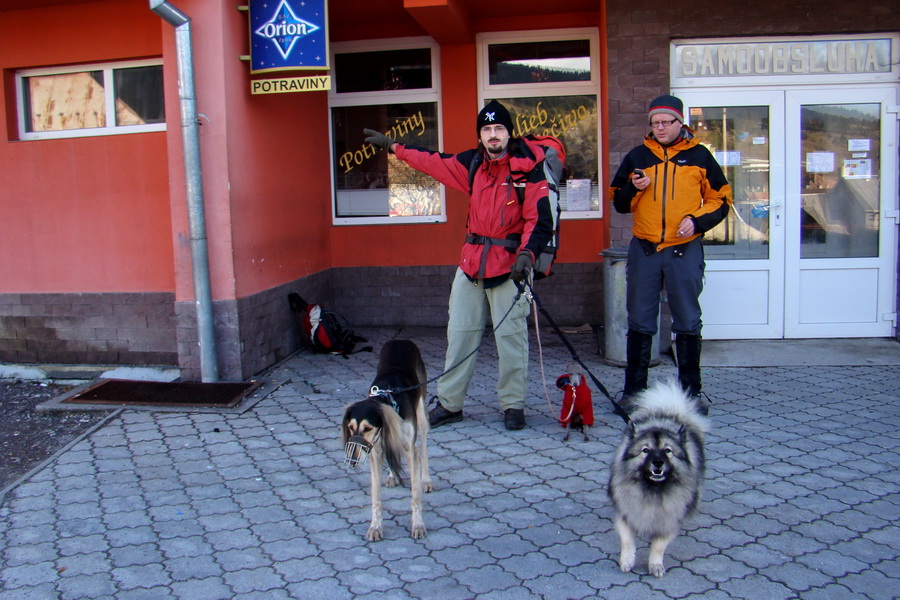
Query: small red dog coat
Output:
[[556, 374, 594, 427]]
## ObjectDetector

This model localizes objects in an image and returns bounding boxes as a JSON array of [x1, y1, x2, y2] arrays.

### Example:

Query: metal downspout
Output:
[[150, 0, 219, 382]]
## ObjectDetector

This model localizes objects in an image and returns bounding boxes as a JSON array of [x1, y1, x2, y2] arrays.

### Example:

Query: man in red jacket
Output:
[[364, 100, 555, 430]]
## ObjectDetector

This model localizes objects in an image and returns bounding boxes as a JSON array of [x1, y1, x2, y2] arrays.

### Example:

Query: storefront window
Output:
[[334, 48, 432, 93], [692, 105, 771, 259], [800, 103, 880, 258], [331, 102, 440, 218], [329, 39, 443, 225], [479, 29, 601, 218], [488, 39, 591, 85], [16, 60, 165, 140]]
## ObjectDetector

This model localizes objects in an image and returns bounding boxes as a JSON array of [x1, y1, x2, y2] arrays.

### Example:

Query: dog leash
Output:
[[531, 299, 555, 416], [525, 280, 632, 426], [385, 283, 527, 398]]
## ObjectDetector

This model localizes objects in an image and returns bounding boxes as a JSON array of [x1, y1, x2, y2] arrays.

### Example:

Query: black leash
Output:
[[373, 276, 632, 426], [524, 280, 632, 425], [389, 283, 526, 397]]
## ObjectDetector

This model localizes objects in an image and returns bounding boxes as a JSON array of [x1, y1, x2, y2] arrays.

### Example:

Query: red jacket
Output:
[[394, 138, 555, 280], [557, 374, 594, 427]]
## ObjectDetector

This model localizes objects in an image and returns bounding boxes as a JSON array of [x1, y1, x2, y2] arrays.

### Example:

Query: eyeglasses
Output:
[[649, 118, 679, 128]]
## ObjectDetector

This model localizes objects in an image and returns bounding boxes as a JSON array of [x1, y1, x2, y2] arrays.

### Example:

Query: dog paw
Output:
[[422, 480, 434, 493], [649, 561, 666, 578], [366, 526, 384, 541], [385, 475, 399, 488], [411, 524, 427, 539], [619, 553, 635, 573]]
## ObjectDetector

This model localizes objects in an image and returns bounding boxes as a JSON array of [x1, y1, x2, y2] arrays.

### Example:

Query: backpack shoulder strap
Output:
[[467, 152, 483, 194]]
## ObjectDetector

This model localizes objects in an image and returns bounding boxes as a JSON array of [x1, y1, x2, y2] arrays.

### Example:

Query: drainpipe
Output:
[[150, 0, 219, 382]]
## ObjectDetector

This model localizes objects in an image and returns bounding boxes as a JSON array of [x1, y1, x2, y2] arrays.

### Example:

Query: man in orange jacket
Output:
[[608, 94, 732, 414]]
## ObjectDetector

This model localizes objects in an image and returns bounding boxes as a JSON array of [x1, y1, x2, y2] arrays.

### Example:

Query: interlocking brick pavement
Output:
[[0, 326, 898, 599]]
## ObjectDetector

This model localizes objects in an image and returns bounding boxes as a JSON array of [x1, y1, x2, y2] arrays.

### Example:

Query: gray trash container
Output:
[[601, 247, 659, 367]]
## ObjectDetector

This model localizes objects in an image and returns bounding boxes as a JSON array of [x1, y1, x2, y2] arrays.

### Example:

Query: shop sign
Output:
[[248, 0, 329, 74], [251, 75, 331, 95], [673, 35, 897, 84]]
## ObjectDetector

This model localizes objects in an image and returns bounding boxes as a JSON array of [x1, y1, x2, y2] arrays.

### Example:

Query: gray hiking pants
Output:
[[626, 236, 705, 336]]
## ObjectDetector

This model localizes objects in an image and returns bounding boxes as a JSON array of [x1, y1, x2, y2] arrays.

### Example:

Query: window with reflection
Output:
[[480, 29, 601, 218], [495, 95, 599, 212], [691, 106, 771, 260], [488, 39, 591, 85], [329, 41, 443, 225], [799, 103, 880, 259]]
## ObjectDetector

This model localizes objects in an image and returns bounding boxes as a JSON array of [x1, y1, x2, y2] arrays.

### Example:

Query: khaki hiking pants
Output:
[[437, 268, 532, 412]]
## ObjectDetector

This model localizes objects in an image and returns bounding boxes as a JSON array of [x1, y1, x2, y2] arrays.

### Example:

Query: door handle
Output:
[[751, 199, 781, 217], [751, 199, 782, 226]]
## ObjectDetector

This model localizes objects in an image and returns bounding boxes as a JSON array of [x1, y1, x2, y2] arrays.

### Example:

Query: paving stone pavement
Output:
[[0, 326, 898, 599]]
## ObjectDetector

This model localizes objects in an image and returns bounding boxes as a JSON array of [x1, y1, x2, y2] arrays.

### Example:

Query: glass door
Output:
[[678, 90, 787, 338], [784, 87, 898, 337]]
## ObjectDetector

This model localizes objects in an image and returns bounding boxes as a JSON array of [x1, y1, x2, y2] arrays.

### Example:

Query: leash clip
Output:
[[369, 386, 400, 413]]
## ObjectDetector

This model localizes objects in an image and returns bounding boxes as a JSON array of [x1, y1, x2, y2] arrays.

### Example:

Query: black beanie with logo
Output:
[[476, 100, 515, 136]]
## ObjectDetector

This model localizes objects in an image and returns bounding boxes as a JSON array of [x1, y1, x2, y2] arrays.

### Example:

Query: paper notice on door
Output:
[[566, 179, 592, 211], [843, 159, 873, 179], [714, 151, 741, 167], [806, 152, 835, 173], [848, 139, 871, 152]]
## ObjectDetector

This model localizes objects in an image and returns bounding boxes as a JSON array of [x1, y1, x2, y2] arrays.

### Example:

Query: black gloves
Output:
[[510, 252, 533, 283], [363, 128, 396, 153]]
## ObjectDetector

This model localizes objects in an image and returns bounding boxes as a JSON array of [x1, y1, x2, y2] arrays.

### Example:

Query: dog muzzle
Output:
[[343, 431, 380, 469]]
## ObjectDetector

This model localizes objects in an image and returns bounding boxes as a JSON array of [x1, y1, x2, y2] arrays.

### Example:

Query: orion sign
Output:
[[248, 0, 329, 74]]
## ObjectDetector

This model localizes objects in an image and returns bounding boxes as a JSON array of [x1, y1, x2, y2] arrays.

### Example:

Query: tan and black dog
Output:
[[341, 340, 433, 541]]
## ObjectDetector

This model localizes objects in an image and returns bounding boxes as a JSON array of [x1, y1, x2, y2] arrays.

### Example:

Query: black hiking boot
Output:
[[503, 408, 525, 430], [428, 403, 463, 428]]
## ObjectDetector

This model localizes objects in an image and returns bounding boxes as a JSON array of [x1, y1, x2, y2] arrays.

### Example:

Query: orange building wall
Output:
[[0, 0, 173, 294], [327, 13, 609, 270], [156, 0, 335, 302], [223, 4, 334, 300], [2, 0, 608, 301]]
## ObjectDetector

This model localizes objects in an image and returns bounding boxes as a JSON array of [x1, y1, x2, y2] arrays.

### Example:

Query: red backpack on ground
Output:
[[288, 293, 371, 358]]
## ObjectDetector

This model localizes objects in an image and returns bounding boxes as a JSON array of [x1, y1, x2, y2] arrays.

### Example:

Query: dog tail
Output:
[[633, 379, 710, 434]]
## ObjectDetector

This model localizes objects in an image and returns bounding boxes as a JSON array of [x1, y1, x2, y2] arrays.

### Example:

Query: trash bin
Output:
[[601, 247, 660, 367]]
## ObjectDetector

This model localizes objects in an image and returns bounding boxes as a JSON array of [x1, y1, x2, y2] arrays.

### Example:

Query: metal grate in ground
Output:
[[62, 379, 260, 408]]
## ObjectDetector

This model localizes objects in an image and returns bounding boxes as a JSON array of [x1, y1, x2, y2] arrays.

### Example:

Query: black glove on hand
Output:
[[363, 128, 396, 153], [510, 252, 533, 283]]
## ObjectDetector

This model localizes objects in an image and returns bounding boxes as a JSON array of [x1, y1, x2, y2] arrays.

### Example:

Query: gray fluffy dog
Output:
[[608, 379, 710, 577]]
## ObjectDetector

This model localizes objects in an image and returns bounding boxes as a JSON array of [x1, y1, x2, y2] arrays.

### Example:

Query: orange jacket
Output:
[[609, 127, 732, 251]]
